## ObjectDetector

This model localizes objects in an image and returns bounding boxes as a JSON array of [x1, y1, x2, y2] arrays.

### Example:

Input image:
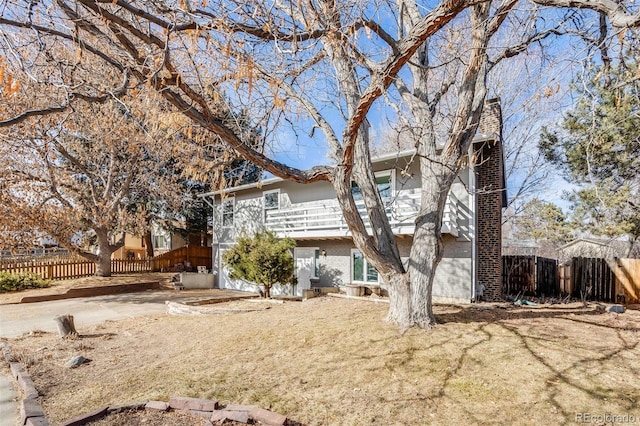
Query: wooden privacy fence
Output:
[[504, 256, 640, 304], [571, 257, 616, 303], [152, 246, 212, 272], [610, 258, 640, 304], [502, 256, 535, 296], [0, 258, 152, 281], [502, 256, 559, 297]]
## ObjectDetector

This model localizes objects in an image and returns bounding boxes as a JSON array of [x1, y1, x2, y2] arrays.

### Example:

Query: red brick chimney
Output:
[[474, 99, 506, 301]]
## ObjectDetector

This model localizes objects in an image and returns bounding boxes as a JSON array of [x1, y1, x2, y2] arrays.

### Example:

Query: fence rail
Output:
[[0, 258, 153, 281]]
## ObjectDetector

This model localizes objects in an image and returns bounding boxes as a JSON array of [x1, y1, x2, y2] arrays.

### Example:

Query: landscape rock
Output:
[[145, 401, 169, 411], [210, 411, 228, 423], [64, 355, 91, 368], [249, 407, 288, 426], [168, 396, 219, 411], [605, 305, 626, 313], [185, 409, 215, 418], [222, 410, 250, 423]]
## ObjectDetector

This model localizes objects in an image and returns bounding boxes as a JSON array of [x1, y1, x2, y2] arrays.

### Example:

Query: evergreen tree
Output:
[[222, 231, 297, 298], [540, 63, 640, 248]]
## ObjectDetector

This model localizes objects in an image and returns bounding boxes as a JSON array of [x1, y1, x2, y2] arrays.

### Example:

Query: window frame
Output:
[[221, 197, 235, 228], [374, 169, 395, 200], [313, 248, 320, 279], [263, 189, 280, 220], [350, 169, 396, 201], [350, 249, 380, 284]]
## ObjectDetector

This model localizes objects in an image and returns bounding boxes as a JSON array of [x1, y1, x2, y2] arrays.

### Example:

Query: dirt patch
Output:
[[4, 298, 640, 425], [88, 409, 210, 425]]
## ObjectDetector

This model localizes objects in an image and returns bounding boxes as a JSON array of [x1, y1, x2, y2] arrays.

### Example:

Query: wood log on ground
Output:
[[54, 314, 78, 338]]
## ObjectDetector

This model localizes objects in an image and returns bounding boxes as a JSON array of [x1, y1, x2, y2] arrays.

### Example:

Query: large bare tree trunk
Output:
[[95, 255, 112, 277], [407, 226, 442, 328], [94, 228, 117, 277], [144, 230, 154, 258], [386, 273, 412, 329]]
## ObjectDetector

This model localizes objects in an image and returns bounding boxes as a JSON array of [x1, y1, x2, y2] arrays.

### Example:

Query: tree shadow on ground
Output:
[[436, 304, 640, 332], [433, 304, 640, 423]]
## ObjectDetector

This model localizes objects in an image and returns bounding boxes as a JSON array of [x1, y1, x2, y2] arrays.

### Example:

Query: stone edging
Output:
[[1, 342, 48, 426], [1, 342, 289, 426]]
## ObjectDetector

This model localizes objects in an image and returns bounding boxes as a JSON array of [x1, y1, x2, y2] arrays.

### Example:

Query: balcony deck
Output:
[[265, 191, 460, 239]]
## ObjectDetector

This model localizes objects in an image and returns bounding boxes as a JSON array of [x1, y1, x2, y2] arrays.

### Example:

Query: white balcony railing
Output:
[[265, 191, 459, 238]]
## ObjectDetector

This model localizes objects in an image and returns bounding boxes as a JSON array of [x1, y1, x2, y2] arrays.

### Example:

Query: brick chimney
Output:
[[474, 99, 506, 301]]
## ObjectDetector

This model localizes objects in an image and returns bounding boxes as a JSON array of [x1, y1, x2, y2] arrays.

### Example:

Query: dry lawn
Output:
[[4, 297, 640, 425]]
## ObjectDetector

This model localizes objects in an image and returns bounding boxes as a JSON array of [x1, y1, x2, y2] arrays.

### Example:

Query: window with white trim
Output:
[[351, 170, 395, 201], [314, 249, 320, 279], [152, 235, 169, 250], [351, 249, 379, 284], [263, 190, 280, 220], [221, 198, 235, 228]]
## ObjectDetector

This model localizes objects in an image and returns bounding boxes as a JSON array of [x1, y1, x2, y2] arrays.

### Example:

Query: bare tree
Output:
[[0, 90, 185, 276], [1, 0, 639, 327]]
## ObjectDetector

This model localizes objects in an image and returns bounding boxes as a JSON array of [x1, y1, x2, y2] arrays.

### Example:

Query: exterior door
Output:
[[294, 248, 316, 297]]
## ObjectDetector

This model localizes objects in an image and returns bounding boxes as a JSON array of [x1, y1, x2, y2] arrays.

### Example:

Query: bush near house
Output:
[[0, 272, 51, 293], [222, 231, 297, 298]]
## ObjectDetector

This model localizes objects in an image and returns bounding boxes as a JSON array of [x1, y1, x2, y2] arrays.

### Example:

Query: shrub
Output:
[[222, 231, 297, 298], [0, 272, 51, 293]]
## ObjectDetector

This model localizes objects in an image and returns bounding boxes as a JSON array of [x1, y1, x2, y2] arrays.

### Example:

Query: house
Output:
[[559, 238, 639, 259], [111, 222, 211, 260], [200, 100, 507, 303]]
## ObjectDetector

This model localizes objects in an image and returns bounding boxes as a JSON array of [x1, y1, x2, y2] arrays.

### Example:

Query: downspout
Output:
[[201, 193, 219, 286], [470, 153, 477, 303]]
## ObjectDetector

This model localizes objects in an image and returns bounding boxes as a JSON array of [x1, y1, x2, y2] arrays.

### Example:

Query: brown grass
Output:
[[4, 297, 640, 425]]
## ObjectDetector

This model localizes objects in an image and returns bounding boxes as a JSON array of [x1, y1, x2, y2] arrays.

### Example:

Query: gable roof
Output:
[[560, 238, 637, 258]]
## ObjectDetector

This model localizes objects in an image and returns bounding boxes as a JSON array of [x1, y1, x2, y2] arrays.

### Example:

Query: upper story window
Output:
[[263, 190, 280, 220], [351, 170, 395, 201], [221, 197, 235, 228], [152, 235, 169, 250]]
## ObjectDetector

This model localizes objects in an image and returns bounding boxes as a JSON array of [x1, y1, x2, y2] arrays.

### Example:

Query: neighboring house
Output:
[[502, 240, 564, 259], [559, 238, 639, 259], [111, 223, 211, 259], [502, 240, 540, 256], [200, 100, 507, 303]]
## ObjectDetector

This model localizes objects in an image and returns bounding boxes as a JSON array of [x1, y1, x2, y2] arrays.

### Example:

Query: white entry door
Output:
[[294, 248, 316, 297]]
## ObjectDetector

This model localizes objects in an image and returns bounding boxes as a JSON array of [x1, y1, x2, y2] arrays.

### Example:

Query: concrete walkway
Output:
[[0, 373, 18, 426], [0, 287, 254, 425], [0, 288, 252, 338]]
